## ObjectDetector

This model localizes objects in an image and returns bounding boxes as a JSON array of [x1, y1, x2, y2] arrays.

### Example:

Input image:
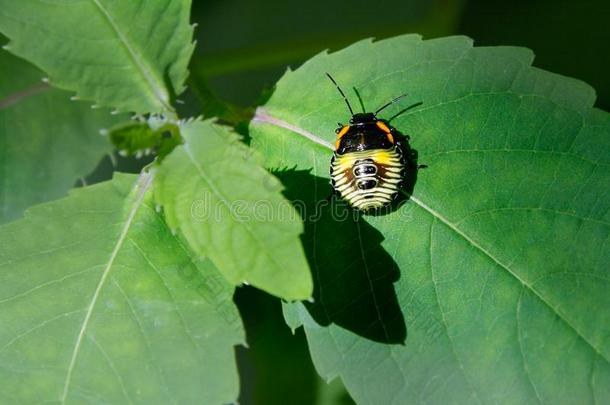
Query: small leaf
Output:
[[250, 35, 610, 403], [109, 119, 182, 161], [0, 0, 195, 114], [109, 122, 160, 156], [0, 49, 125, 224], [154, 119, 313, 300], [0, 173, 244, 404]]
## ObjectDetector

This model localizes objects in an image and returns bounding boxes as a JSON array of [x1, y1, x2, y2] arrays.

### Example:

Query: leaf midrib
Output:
[[252, 110, 609, 363], [181, 140, 297, 292], [90, 0, 170, 112], [0, 82, 49, 110], [60, 172, 153, 403]]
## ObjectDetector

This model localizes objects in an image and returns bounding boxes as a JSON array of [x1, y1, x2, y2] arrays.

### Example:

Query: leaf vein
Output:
[[89, 0, 170, 111], [0, 264, 100, 305], [181, 139, 288, 284], [110, 276, 174, 404], [516, 288, 544, 404], [128, 236, 201, 353], [0, 82, 49, 110], [0, 310, 84, 354], [87, 334, 134, 405], [60, 172, 153, 403], [429, 217, 482, 404]]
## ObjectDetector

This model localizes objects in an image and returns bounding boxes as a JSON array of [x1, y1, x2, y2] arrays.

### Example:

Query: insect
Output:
[[327, 73, 413, 211]]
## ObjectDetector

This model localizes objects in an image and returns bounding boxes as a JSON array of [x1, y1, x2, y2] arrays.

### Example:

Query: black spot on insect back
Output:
[[357, 179, 378, 190], [353, 164, 377, 176]]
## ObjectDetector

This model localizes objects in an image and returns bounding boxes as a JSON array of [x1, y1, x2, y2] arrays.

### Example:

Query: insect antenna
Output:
[[375, 93, 408, 116], [326, 73, 354, 116], [352, 87, 366, 113]]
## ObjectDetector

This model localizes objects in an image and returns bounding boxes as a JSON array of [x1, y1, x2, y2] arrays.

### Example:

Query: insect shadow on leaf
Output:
[[274, 168, 407, 344]]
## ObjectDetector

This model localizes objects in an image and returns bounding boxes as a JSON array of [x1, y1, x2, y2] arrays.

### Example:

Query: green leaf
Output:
[[250, 35, 610, 403], [0, 0, 195, 114], [0, 49, 125, 224], [0, 173, 244, 404], [154, 119, 313, 300]]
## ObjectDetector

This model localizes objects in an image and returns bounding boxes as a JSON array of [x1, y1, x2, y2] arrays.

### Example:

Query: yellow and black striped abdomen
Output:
[[330, 147, 405, 210]]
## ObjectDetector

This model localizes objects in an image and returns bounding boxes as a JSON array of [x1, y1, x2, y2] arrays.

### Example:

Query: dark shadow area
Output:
[[163, 68, 178, 111], [274, 169, 407, 344], [459, 0, 610, 110], [80, 152, 154, 187], [234, 286, 324, 405]]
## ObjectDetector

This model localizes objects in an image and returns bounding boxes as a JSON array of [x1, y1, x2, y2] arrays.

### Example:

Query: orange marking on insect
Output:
[[376, 121, 394, 144], [376, 121, 391, 133], [335, 125, 350, 149], [337, 125, 350, 138]]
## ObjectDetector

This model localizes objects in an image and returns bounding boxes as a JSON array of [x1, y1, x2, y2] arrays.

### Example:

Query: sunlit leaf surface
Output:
[[0, 0, 195, 113], [251, 35, 610, 404], [155, 120, 313, 300], [0, 173, 244, 404]]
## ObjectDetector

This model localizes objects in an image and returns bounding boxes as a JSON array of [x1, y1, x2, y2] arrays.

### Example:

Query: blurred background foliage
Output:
[[184, 1, 609, 402], [5, 0, 605, 403], [189, 0, 610, 114]]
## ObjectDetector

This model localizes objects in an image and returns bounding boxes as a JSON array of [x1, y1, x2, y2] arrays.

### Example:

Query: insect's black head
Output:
[[349, 113, 377, 125], [335, 120, 396, 154]]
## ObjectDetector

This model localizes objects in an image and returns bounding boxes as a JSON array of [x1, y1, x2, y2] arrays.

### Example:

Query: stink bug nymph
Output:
[[327, 73, 415, 211]]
